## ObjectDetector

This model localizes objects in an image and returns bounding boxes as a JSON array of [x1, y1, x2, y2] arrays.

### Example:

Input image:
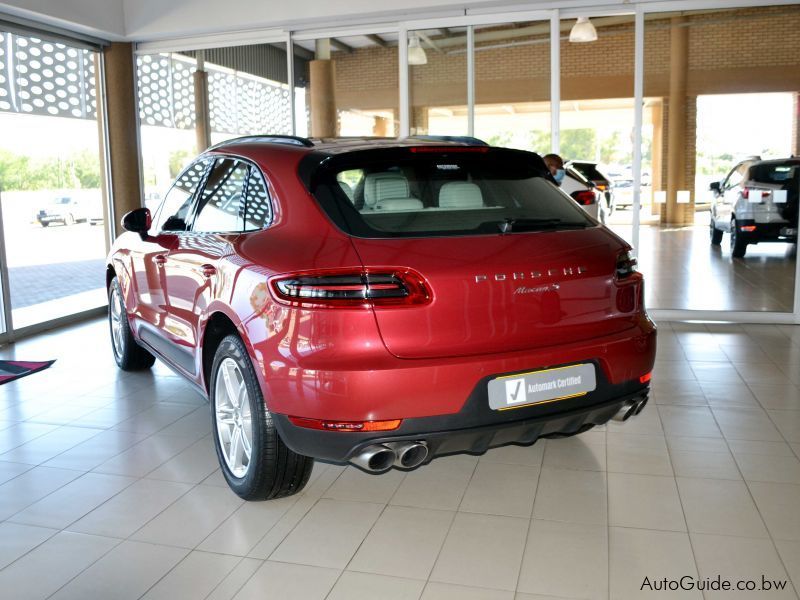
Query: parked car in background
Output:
[[561, 169, 605, 223], [36, 196, 85, 227], [107, 136, 655, 501], [567, 160, 616, 215], [709, 157, 799, 258]]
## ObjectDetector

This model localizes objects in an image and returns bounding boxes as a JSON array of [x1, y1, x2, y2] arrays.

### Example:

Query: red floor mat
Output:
[[0, 360, 55, 385]]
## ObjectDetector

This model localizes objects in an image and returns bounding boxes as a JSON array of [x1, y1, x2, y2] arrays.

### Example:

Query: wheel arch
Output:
[[200, 307, 263, 396]]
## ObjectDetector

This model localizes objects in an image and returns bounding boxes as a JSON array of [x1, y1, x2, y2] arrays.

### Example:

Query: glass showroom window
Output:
[[137, 43, 294, 210], [643, 4, 800, 312], [292, 34, 398, 138], [473, 20, 551, 152], [559, 14, 637, 244], [407, 28, 468, 136], [0, 31, 108, 330]]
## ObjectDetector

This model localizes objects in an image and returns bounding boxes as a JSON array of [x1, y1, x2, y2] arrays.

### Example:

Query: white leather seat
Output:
[[363, 172, 422, 211], [438, 181, 484, 208]]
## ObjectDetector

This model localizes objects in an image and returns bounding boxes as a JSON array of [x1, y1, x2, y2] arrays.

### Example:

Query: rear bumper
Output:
[[273, 372, 651, 463], [737, 219, 797, 243]]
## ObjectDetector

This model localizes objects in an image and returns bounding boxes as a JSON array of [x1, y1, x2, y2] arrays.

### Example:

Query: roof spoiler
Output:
[[404, 135, 489, 146]]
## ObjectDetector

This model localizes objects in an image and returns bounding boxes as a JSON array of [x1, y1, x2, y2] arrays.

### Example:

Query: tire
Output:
[[710, 219, 723, 245], [41, 222, 49, 228], [108, 277, 156, 371], [210, 334, 313, 501], [730, 218, 748, 258]]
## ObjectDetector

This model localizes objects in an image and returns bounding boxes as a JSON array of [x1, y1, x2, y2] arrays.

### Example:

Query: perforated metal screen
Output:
[[0, 31, 97, 118], [137, 53, 292, 135]]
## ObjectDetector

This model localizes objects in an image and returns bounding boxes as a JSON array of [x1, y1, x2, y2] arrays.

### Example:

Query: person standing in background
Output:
[[543, 153, 566, 186]]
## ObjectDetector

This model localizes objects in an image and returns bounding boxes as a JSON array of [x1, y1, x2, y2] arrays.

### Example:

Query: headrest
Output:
[[364, 173, 410, 208], [438, 181, 483, 208]]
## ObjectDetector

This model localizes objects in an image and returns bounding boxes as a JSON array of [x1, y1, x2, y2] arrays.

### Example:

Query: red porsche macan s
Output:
[[107, 135, 656, 500]]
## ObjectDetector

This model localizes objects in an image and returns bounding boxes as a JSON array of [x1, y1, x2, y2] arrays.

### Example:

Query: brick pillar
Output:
[[102, 42, 143, 235], [411, 107, 428, 135], [663, 16, 691, 226], [309, 60, 337, 137], [793, 92, 800, 156], [373, 116, 390, 137], [650, 99, 664, 217], [193, 51, 211, 153]]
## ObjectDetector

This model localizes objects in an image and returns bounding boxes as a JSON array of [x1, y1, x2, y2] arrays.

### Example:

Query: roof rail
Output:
[[404, 135, 489, 146], [208, 135, 314, 150]]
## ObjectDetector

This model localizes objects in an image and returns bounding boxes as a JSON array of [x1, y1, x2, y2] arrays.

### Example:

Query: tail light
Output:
[[740, 224, 757, 232], [639, 372, 652, 384], [571, 190, 596, 206], [271, 269, 431, 308], [742, 188, 769, 201], [615, 250, 638, 279]]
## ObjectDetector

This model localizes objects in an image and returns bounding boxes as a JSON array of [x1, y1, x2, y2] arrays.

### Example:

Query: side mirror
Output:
[[121, 208, 151, 240], [709, 181, 721, 193]]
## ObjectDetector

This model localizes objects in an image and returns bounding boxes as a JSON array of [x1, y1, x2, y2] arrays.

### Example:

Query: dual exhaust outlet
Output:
[[350, 441, 429, 473], [351, 397, 646, 472], [612, 397, 648, 422]]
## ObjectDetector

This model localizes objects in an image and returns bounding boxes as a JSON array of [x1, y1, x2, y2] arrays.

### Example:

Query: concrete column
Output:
[[309, 39, 337, 137], [102, 42, 143, 236], [664, 16, 690, 226], [194, 50, 211, 152]]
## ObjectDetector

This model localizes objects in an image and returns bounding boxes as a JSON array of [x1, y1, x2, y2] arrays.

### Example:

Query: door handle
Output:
[[154, 254, 167, 266], [201, 264, 217, 278]]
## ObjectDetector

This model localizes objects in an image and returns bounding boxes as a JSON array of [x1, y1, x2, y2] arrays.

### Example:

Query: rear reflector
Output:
[[571, 190, 596, 206], [639, 372, 652, 384], [271, 269, 431, 308], [740, 225, 757, 232], [288, 416, 402, 432]]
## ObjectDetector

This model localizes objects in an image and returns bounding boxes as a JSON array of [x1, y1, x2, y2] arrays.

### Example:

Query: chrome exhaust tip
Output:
[[386, 441, 429, 469], [350, 445, 395, 473], [612, 397, 648, 422]]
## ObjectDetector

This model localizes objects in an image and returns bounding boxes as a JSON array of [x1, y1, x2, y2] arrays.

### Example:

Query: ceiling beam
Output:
[[330, 38, 354, 53], [366, 34, 388, 48]]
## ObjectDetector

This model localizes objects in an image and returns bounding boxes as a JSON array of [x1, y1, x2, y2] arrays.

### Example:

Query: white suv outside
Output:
[[709, 157, 799, 258]]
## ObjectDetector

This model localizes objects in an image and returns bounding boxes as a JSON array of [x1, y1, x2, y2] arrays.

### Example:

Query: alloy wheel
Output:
[[214, 357, 253, 478], [109, 286, 125, 359]]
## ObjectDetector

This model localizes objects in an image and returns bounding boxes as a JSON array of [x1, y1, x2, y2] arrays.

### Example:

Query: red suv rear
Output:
[[107, 136, 656, 500]]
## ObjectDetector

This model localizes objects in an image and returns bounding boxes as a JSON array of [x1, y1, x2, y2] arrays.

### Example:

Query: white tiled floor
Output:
[[1, 319, 800, 599]]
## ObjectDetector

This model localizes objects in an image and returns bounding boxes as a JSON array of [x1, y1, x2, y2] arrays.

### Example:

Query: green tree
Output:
[[72, 150, 102, 189], [169, 150, 191, 179], [559, 129, 596, 161]]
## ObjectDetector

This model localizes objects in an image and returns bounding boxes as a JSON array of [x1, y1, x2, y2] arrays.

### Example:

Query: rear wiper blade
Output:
[[496, 218, 588, 233]]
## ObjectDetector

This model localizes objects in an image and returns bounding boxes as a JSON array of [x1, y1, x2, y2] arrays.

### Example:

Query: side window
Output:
[[243, 168, 273, 231], [153, 160, 208, 232], [192, 158, 249, 233]]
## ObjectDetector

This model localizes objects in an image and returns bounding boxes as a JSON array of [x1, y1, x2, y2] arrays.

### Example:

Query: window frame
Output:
[[151, 158, 213, 234], [151, 154, 276, 236]]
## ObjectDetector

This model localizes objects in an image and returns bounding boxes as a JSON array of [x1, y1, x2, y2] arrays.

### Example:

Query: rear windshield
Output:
[[306, 147, 594, 238], [749, 162, 800, 187], [569, 162, 608, 183]]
